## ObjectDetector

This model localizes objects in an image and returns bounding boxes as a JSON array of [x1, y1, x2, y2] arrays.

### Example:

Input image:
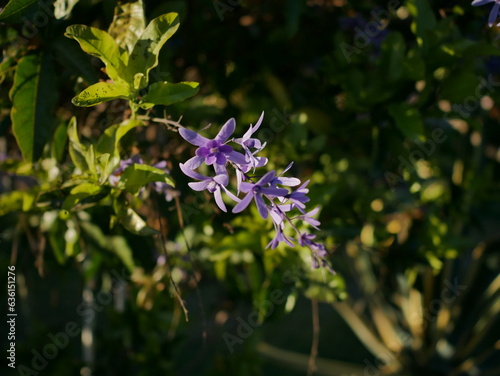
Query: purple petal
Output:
[[219, 144, 233, 153], [269, 209, 284, 225], [235, 169, 244, 194], [232, 192, 254, 213], [255, 156, 268, 168], [214, 188, 227, 212], [257, 170, 276, 186], [196, 147, 211, 157], [221, 185, 240, 202], [183, 156, 204, 170], [253, 111, 264, 131], [179, 163, 208, 180], [276, 177, 301, 186], [305, 218, 321, 229], [153, 161, 168, 170], [239, 182, 253, 193], [189, 181, 210, 191], [254, 194, 268, 219], [472, 0, 493, 5], [215, 153, 227, 165], [260, 187, 288, 197], [215, 118, 236, 142], [213, 173, 229, 186], [179, 128, 210, 147], [205, 154, 217, 165], [489, 2, 500, 26], [109, 174, 120, 186], [214, 163, 228, 176], [227, 151, 248, 166], [130, 154, 144, 164]]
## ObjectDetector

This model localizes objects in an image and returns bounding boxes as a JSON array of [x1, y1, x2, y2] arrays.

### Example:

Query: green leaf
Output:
[[407, 0, 436, 37], [96, 119, 143, 156], [62, 183, 103, 212], [48, 220, 67, 265], [71, 82, 130, 107], [95, 119, 143, 180], [127, 12, 180, 89], [67, 117, 96, 176], [9, 53, 58, 162], [0, 0, 38, 22], [119, 163, 175, 195], [378, 32, 406, 82], [108, 0, 146, 55], [285, 0, 304, 38], [36, 189, 65, 209], [65, 25, 128, 85], [139, 81, 199, 109], [54, 0, 80, 19], [113, 195, 159, 236], [0, 191, 24, 215], [388, 103, 425, 142], [68, 116, 88, 171], [440, 64, 477, 103], [110, 236, 136, 272], [51, 120, 68, 163], [52, 36, 99, 84]]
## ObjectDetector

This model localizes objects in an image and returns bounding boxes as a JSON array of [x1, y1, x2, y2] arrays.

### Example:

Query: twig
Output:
[[156, 196, 189, 321], [308, 299, 320, 376], [173, 195, 208, 344], [137, 114, 184, 131]]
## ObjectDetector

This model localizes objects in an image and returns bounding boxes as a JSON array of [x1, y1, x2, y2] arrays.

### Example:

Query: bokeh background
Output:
[[1, 0, 499, 375]]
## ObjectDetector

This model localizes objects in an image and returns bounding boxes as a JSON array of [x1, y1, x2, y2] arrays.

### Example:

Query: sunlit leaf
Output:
[[62, 183, 103, 212], [113, 195, 159, 236], [9, 53, 58, 162], [108, 0, 146, 55], [139, 81, 199, 109], [127, 12, 180, 89], [119, 163, 175, 195], [54, 0, 80, 19], [65, 24, 128, 85], [71, 81, 130, 107], [0, 191, 24, 215]]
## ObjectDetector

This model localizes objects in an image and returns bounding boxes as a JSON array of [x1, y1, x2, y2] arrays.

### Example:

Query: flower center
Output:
[[252, 186, 261, 194]]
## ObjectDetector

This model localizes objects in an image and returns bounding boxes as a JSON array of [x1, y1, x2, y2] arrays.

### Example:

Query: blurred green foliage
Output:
[[1, 0, 499, 375]]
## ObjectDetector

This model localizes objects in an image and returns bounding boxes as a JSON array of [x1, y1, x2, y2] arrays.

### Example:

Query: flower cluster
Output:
[[472, 0, 500, 27], [109, 154, 177, 202], [179, 113, 334, 273]]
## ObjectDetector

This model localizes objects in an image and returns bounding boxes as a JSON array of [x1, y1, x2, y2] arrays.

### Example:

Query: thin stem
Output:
[[308, 299, 320, 376], [137, 114, 184, 131]]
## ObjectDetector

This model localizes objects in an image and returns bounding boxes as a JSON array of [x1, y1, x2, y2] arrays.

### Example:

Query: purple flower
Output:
[[270, 162, 301, 187], [232, 170, 288, 219], [299, 233, 334, 273], [109, 156, 177, 201], [472, 0, 500, 27], [267, 222, 294, 249], [179, 118, 247, 171], [109, 154, 144, 186], [151, 161, 178, 202], [281, 180, 310, 212], [179, 163, 239, 212], [294, 207, 321, 230], [233, 112, 268, 170]]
